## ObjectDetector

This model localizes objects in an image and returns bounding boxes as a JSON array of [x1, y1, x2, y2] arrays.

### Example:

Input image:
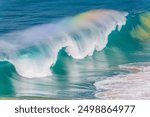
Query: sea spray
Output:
[[0, 10, 128, 78]]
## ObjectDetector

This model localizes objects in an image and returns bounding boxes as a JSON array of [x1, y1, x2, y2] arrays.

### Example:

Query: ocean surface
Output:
[[0, 0, 150, 99]]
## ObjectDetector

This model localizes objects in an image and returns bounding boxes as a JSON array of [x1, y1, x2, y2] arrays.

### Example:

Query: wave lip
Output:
[[0, 9, 128, 78]]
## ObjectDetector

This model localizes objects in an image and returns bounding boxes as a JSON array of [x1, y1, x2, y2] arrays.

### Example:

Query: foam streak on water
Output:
[[94, 62, 150, 99]]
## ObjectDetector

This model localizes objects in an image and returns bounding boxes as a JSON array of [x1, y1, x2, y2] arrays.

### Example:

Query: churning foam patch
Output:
[[94, 62, 150, 99], [0, 9, 128, 78]]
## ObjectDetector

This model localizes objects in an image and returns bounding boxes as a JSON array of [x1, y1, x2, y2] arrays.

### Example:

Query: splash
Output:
[[0, 9, 127, 78]]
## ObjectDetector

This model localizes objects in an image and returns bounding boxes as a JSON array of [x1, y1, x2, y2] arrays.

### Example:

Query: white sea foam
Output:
[[0, 10, 127, 78], [94, 62, 150, 99]]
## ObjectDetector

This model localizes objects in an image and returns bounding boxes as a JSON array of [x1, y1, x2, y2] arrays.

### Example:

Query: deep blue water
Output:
[[1, 0, 150, 35]]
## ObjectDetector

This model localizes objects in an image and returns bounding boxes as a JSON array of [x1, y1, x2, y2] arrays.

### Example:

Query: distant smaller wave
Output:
[[94, 62, 150, 99], [131, 12, 150, 41], [0, 9, 127, 78]]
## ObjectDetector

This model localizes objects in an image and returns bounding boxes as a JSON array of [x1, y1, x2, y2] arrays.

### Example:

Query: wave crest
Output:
[[0, 9, 127, 78]]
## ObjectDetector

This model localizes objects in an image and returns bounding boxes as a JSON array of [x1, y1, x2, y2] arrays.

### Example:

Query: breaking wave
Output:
[[0, 9, 127, 78]]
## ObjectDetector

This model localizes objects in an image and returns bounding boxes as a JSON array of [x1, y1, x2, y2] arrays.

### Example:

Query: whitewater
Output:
[[0, 10, 127, 78]]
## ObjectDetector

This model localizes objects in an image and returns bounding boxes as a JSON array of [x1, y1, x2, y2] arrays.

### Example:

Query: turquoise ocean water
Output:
[[0, 0, 150, 99]]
